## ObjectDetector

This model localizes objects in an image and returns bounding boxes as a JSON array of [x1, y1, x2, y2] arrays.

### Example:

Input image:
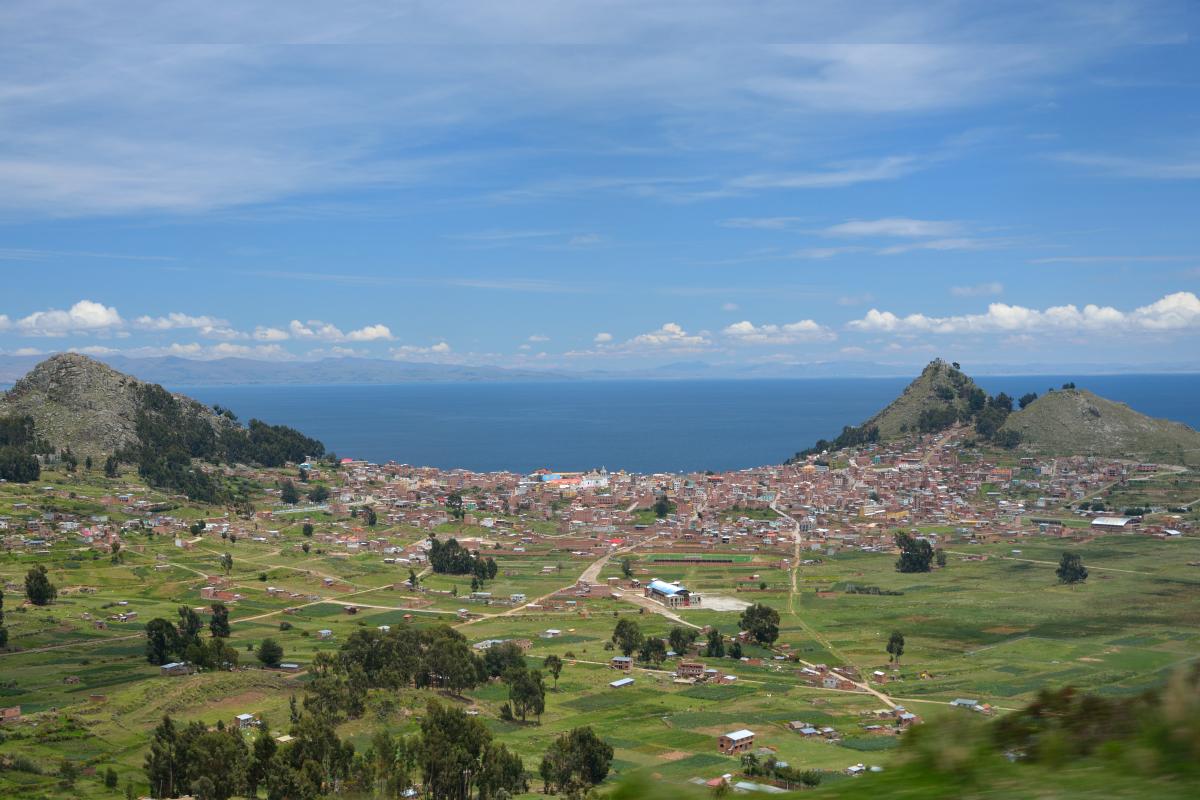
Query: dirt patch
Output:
[[702, 595, 751, 612], [658, 750, 690, 762], [983, 626, 1026, 635], [1078, 657, 1102, 663]]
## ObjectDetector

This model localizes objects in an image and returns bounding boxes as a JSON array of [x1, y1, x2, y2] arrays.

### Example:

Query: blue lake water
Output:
[[178, 375, 1200, 474]]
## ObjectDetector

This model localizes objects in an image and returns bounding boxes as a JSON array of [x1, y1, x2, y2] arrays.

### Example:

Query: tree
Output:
[[611, 618, 643, 656], [302, 522, 314, 537], [178, 605, 203, 649], [280, 480, 300, 505], [638, 637, 667, 665], [220, 552, 233, 575], [408, 568, 420, 589], [307, 485, 330, 503], [739, 603, 780, 645], [145, 618, 180, 665], [104, 455, 121, 478], [895, 532, 934, 573], [668, 626, 697, 656], [1056, 551, 1089, 585], [704, 629, 725, 658], [886, 631, 905, 666], [258, 638, 284, 668], [1018, 392, 1038, 409], [653, 495, 671, 518], [209, 602, 230, 638], [301, 541, 311, 554], [620, 557, 633, 578], [544, 654, 564, 689], [505, 666, 546, 721], [24, 564, 57, 606], [539, 727, 614, 799], [144, 715, 184, 799], [104, 766, 119, 790], [445, 492, 465, 521], [418, 700, 521, 800], [935, 548, 948, 568], [729, 640, 743, 659]]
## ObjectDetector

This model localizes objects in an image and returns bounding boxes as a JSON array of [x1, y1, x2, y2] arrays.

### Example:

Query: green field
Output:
[[2, 465, 1199, 798]]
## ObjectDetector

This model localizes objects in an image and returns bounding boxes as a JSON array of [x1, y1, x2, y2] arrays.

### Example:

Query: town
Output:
[[2, 421, 1197, 799]]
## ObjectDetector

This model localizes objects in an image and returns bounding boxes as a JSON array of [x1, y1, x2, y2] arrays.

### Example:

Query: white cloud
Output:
[[288, 319, 393, 342], [15, 299, 122, 337], [391, 342, 452, 359], [628, 322, 710, 349], [877, 237, 999, 255], [69, 342, 294, 360], [950, 282, 1004, 297], [723, 319, 836, 344], [133, 312, 227, 331], [731, 155, 920, 190], [593, 332, 613, 343], [0, 315, 9, 331], [793, 246, 863, 259], [528, 334, 550, 342], [822, 218, 962, 238], [567, 233, 604, 247], [253, 326, 290, 341], [848, 291, 1200, 335], [721, 302, 740, 311]]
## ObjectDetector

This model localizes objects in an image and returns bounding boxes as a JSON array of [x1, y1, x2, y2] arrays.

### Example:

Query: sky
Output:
[[2, 1, 1199, 373]]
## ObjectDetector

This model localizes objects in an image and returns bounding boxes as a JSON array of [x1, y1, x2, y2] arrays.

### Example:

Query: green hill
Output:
[[862, 359, 986, 439], [1002, 387, 1200, 466]]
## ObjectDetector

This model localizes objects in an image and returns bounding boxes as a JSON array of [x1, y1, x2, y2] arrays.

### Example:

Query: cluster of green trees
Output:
[[281, 480, 328, 505], [300, 625, 490, 723], [428, 537, 497, 581], [145, 711, 358, 800], [788, 422, 880, 461], [895, 532, 935, 573], [0, 414, 47, 483], [126, 384, 324, 502], [143, 604, 243, 670]]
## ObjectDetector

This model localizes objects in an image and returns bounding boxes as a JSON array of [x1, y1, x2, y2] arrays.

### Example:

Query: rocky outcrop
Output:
[[0, 353, 232, 459]]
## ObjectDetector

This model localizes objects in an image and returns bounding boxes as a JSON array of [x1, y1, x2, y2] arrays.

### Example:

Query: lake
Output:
[[178, 374, 1200, 474]]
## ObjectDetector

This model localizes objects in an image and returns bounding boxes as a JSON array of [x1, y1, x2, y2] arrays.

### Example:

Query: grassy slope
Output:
[[1003, 389, 1200, 466], [863, 360, 980, 440]]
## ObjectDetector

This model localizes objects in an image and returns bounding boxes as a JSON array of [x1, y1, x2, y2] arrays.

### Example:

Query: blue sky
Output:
[[2, 1, 1199, 372]]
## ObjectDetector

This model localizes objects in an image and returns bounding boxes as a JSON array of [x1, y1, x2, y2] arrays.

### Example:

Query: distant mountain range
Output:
[[3, 353, 1199, 388]]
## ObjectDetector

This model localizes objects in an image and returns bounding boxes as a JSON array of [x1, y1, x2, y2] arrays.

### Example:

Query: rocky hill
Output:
[[861, 359, 986, 439], [1001, 388, 1200, 467], [0, 353, 236, 459]]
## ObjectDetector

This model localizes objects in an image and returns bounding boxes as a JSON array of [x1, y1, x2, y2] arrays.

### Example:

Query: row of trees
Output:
[[610, 608, 780, 665]]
